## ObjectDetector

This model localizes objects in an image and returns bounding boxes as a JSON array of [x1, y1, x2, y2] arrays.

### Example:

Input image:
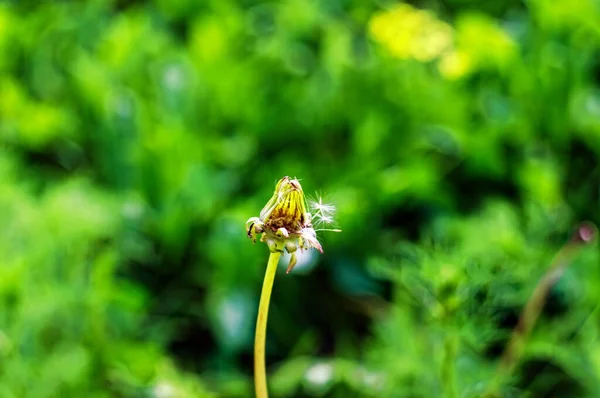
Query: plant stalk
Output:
[[254, 251, 281, 398], [484, 222, 597, 397], [442, 331, 458, 398]]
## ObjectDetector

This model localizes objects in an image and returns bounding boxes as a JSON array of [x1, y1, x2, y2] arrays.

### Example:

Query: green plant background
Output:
[[1, 0, 600, 397]]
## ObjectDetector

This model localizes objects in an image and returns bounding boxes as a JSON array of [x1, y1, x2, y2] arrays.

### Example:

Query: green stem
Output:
[[441, 331, 458, 398], [254, 251, 281, 398], [484, 222, 596, 397]]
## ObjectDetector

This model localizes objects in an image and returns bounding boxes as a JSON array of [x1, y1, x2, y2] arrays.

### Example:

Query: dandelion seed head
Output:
[[308, 195, 337, 228], [321, 215, 333, 224], [310, 197, 336, 216]]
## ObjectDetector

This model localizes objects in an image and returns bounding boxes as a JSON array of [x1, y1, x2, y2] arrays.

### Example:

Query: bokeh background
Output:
[[2, 0, 600, 397]]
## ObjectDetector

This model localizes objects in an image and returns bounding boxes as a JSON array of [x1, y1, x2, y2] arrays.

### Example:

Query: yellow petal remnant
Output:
[[246, 176, 340, 274], [258, 176, 308, 232]]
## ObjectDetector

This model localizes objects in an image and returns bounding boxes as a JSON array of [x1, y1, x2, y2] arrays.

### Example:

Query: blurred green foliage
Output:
[[1, 0, 600, 396]]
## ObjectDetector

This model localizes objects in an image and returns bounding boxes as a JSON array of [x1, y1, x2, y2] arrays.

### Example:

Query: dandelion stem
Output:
[[254, 251, 281, 398]]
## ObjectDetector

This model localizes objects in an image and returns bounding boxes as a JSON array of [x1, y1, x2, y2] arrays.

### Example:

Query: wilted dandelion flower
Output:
[[246, 176, 340, 274]]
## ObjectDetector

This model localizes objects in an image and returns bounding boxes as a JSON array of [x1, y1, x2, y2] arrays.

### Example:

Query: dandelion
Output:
[[247, 177, 340, 274], [246, 176, 340, 398]]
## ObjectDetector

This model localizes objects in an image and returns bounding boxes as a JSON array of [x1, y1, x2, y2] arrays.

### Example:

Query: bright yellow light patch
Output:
[[368, 4, 453, 62]]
